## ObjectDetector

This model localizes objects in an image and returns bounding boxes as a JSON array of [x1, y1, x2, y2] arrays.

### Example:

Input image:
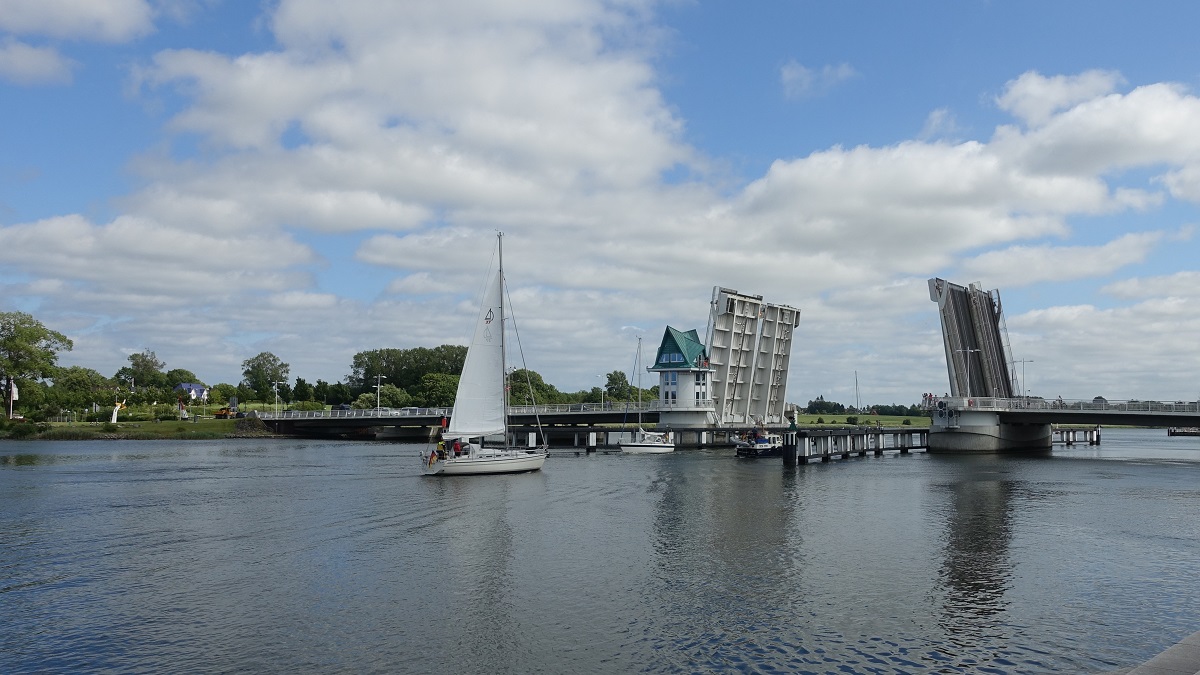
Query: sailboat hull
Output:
[[619, 442, 674, 454], [423, 450, 547, 476]]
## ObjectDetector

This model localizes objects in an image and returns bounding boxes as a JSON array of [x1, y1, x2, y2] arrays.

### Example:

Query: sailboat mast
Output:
[[497, 231, 508, 445], [636, 336, 642, 426]]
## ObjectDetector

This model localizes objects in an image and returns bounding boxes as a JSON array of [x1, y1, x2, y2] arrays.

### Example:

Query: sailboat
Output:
[[619, 336, 674, 454], [422, 233, 548, 476]]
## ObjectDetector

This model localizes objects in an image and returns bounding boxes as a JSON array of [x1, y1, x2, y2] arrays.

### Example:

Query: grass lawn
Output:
[[27, 417, 240, 440]]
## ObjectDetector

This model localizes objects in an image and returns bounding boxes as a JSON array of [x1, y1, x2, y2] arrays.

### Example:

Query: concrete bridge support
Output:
[[928, 408, 1051, 452]]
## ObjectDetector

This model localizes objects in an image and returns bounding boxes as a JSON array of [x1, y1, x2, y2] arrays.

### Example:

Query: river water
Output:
[[2, 428, 1198, 674]]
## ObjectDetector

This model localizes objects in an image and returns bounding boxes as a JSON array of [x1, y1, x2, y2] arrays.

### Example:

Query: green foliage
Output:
[[417, 372, 459, 407], [48, 365, 113, 412], [815, 417, 825, 424], [348, 346, 467, 396], [845, 416, 859, 425], [0, 311, 73, 417], [290, 400, 325, 411], [327, 382, 352, 405], [8, 422, 41, 438], [209, 383, 237, 406], [241, 352, 289, 401], [806, 396, 846, 415], [128, 349, 168, 389], [102, 422, 118, 433], [351, 393, 376, 409], [902, 418, 912, 425], [378, 383, 411, 408], [508, 368, 565, 405], [165, 368, 202, 387], [293, 377, 313, 402], [605, 370, 634, 401]]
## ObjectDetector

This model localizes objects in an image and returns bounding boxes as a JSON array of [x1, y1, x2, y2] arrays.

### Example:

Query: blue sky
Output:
[[3, 0, 1200, 405]]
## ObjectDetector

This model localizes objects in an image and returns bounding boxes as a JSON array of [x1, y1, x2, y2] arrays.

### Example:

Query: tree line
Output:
[[803, 395, 927, 418], [0, 311, 653, 422]]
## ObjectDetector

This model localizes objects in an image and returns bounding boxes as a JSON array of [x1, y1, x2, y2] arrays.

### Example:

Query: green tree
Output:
[[348, 345, 467, 395], [209, 383, 237, 406], [313, 379, 330, 403], [326, 382, 351, 405], [48, 366, 113, 412], [417, 372, 459, 407], [293, 377, 313, 402], [165, 368, 202, 387], [507, 368, 563, 406], [605, 369, 634, 401], [379, 383, 411, 408], [241, 352, 289, 401], [0, 311, 73, 416], [128, 349, 167, 389]]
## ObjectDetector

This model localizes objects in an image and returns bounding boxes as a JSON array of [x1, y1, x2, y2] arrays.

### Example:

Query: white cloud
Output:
[[0, 39, 74, 84], [959, 232, 1164, 287], [1102, 270, 1200, 300], [781, 60, 857, 99], [0, 0, 154, 42], [918, 108, 962, 141], [996, 69, 1123, 127]]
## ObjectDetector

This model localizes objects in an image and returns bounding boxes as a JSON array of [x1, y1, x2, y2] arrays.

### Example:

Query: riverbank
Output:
[[0, 417, 279, 441]]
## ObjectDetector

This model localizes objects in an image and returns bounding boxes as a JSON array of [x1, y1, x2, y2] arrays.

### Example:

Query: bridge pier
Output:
[[929, 408, 1052, 453]]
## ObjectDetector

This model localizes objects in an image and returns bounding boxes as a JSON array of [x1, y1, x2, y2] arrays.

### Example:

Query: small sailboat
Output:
[[423, 233, 548, 476], [620, 336, 674, 454]]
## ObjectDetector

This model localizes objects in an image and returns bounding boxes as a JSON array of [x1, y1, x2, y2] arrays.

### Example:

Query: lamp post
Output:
[[596, 374, 605, 409], [1013, 359, 1034, 405], [955, 348, 981, 399], [375, 373, 387, 410], [274, 381, 285, 416]]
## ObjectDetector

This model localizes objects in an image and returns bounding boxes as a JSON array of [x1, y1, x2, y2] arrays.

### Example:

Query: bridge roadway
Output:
[[256, 402, 661, 438], [936, 396, 1200, 427]]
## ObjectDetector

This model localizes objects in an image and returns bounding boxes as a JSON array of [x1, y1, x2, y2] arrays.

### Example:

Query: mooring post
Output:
[[782, 431, 798, 468]]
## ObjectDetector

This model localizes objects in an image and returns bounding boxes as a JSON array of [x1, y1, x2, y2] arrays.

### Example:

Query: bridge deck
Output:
[[934, 396, 1200, 427]]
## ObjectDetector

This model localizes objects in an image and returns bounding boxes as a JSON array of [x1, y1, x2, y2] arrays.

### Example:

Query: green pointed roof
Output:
[[649, 326, 709, 370]]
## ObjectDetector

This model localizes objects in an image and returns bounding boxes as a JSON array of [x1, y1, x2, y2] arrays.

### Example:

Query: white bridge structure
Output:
[[928, 278, 1200, 451]]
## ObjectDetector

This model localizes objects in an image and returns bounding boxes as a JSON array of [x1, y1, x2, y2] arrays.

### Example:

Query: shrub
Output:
[[102, 422, 118, 433], [9, 423, 41, 439], [815, 417, 825, 424], [290, 400, 325, 412], [845, 416, 859, 425], [902, 418, 911, 425]]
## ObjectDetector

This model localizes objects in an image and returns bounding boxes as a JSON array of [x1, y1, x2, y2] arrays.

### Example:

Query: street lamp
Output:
[[596, 374, 605, 408], [375, 373, 387, 410], [955, 348, 981, 399], [1013, 359, 1034, 405], [274, 381, 285, 417]]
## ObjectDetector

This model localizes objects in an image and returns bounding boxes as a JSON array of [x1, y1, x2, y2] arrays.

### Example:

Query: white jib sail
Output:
[[446, 259, 505, 439]]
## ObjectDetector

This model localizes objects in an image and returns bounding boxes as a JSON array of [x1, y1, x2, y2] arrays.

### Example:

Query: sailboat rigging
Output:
[[619, 336, 673, 454], [422, 233, 548, 476]]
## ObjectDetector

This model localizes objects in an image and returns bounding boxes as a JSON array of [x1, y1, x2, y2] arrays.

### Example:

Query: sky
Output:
[[3, 0, 1200, 407]]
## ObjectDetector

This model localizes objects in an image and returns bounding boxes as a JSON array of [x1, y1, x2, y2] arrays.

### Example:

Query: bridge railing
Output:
[[257, 400, 662, 421], [931, 396, 1200, 413]]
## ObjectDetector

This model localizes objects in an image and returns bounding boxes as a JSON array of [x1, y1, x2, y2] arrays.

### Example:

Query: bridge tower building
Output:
[[704, 287, 800, 426], [927, 278, 1049, 452]]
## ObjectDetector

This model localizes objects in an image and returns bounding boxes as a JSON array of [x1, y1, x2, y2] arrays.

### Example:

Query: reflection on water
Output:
[[2, 432, 1199, 673], [933, 457, 1016, 647]]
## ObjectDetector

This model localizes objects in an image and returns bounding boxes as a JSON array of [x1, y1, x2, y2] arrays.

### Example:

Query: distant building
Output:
[[648, 326, 716, 427], [174, 383, 209, 401]]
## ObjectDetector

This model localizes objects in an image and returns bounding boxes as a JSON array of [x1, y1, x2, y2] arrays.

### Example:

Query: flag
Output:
[[9, 381, 17, 401]]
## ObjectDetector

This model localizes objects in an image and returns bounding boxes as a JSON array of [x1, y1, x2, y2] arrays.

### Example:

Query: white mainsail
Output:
[[445, 260, 505, 440]]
